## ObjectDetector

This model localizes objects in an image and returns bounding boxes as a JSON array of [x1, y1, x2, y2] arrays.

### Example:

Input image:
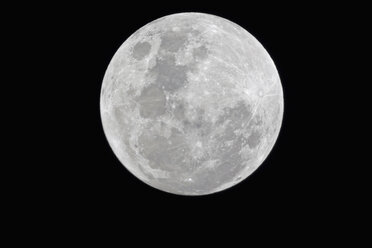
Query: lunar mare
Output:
[[100, 13, 284, 195]]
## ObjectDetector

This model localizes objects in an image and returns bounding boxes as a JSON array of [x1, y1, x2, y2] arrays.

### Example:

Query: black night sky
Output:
[[8, 1, 361, 240]]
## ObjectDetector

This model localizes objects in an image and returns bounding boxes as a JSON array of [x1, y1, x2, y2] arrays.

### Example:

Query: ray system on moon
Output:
[[100, 12, 284, 195]]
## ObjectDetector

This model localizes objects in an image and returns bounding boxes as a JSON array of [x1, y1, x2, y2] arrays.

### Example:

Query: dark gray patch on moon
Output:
[[149, 55, 189, 92], [160, 29, 190, 52], [172, 101, 186, 120], [217, 101, 253, 127], [248, 130, 261, 148], [193, 45, 209, 60], [132, 41, 151, 60], [138, 127, 190, 172], [136, 84, 166, 118]]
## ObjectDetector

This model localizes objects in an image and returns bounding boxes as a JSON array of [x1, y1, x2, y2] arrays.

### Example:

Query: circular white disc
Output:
[[100, 12, 284, 195]]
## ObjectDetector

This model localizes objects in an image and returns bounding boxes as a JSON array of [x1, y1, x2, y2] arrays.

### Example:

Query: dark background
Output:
[[7, 1, 364, 241]]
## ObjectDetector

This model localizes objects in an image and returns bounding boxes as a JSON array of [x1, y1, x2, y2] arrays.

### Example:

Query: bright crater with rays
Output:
[[100, 13, 284, 195]]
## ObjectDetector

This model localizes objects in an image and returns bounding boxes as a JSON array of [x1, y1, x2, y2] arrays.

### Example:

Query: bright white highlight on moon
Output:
[[100, 13, 284, 195]]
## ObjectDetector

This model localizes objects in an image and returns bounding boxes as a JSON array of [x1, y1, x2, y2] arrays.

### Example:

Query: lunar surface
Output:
[[100, 13, 283, 195]]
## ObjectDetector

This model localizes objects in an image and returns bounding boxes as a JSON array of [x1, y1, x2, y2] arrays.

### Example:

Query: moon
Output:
[[100, 12, 284, 195]]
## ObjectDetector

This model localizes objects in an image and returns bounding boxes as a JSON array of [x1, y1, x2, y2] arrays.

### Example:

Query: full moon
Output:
[[100, 13, 284, 195]]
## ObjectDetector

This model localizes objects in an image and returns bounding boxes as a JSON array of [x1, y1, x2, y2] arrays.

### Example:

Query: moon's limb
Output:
[[100, 12, 284, 195]]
